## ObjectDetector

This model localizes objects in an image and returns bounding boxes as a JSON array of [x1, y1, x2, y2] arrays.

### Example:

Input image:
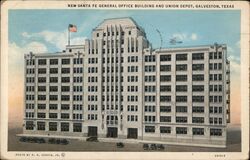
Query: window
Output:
[[50, 59, 58, 65], [193, 128, 204, 135], [61, 68, 70, 74], [38, 95, 46, 100], [160, 96, 171, 102], [37, 113, 46, 118], [160, 75, 171, 82], [50, 68, 58, 74], [145, 96, 156, 102], [144, 116, 155, 122], [61, 113, 69, 119], [145, 65, 155, 72], [210, 128, 222, 136], [192, 117, 204, 123], [50, 77, 58, 83], [49, 122, 57, 131], [38, 59, 46, 65], [37, 122, 45, 130], [192, 96, 204, 102], [144, 105, 155, 112], [62, 58, 70, 65], [176, 85, 187, 92], [145, 126, 155, 133], [160, 55, 171, 61], [176, 117, 187, 123], [160, 65, 171, 72], [144, 86, 155, 92], [176, 106, 187, 112], [61, 104, 70, 110], [160, 106, 171, 112], [160, 126, 171, 133], [61, 122, 69, 132], [192, 85, 204, 92], [176, 127, 187, 134], [73, 123, 82, 132], [38, 77, 46, 83], [49, 95, 58, 101], [61, 86, 70, 92], [38, 104, 46, 110], [73, 113, 83, 120], [160, 116, 171, 122], [145, 55, 156, 62], [176, 96, 187, 102], [49, 86, 58, 92], [38, 86, 46, 92], [145, 76, 156, 82], [176, 75, 187, 81], [176, 64, 187, 71], [176, 54, 187, 61], [192, 74, 204, 81], [160, 85, 171, 92], [38, 68, 46, 74], [192, 64, 204, 71], [61, 95, 70, 101], [49, 113, 57, 119], [192, 53, 204, 60], [49, 104, 58, 110], [25, 121, 34, 130], [192, 106, 204, 113], [62, 77, 70, 83]]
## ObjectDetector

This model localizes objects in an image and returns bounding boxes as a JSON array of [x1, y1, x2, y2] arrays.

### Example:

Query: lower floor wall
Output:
[[23, 121, 227, 147]]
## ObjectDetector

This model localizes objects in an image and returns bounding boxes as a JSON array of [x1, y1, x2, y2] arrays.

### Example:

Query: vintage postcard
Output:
[[1, 0, 249, 160]]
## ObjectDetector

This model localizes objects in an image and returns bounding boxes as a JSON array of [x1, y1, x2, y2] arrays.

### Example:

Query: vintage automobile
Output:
[[86, 136, 98, 142]]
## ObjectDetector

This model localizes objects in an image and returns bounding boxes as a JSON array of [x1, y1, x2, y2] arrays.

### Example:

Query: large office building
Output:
[[23, 17, 230, 147]]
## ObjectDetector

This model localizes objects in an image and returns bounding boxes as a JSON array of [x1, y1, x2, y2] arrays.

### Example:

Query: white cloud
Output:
[[21, 30, 86, 50], [236, 40, 240, 48], [171, 32, 198, 41], [190, 33, 197, 40], [9, 41, 48, 73]]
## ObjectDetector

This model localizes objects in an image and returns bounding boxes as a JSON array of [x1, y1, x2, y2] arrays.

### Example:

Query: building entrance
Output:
[[127, 128, 138, 139], [107, 127, 118, 138], [88, 126, 98, 137]]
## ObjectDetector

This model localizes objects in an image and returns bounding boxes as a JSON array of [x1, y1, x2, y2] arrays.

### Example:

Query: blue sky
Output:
[[9, 9, 240, 63]]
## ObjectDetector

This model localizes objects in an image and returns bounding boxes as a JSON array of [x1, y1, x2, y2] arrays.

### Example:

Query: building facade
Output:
[[23, 17, 230, 147]]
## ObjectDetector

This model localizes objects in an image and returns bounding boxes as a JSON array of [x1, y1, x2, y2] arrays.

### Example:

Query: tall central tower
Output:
[[84, 17, 150, 138]]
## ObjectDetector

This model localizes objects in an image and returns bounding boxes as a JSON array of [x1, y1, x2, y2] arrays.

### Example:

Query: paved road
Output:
[[8, 125, 241, 152]]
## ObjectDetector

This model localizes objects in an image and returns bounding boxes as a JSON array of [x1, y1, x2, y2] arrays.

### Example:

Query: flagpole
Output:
[[68, 27, 70, 46]]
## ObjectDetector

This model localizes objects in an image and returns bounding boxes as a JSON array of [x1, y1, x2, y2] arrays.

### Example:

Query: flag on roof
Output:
[[68, 24, 77, 32]]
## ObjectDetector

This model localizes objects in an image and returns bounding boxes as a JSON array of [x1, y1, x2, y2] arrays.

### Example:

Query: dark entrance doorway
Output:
[[107, 127, 118, 138], [88, 126, 98, 137], [127, 128, 138, 139]]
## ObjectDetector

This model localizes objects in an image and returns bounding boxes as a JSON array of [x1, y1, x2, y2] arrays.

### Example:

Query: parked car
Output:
[[86, 136, 98, 142], [19, 137, 27, 142], [60, 139, 69, 145], [116, 142, 124, 148], [37, 138, 46, 143], [143, 144, 149, 150], [156, 144, 165, 150], [48, 138, 56, 144], [150, 144, 157, 150]]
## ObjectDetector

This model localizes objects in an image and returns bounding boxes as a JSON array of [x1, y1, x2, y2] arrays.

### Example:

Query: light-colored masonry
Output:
[[23, 17, 230, 147]]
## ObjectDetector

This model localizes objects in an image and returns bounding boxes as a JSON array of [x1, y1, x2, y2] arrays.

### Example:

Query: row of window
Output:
[[128, 56, 138, 63], [209, 117, 223, 125], [37, 58, 83, 65], [102, 95, 124, 102], [102, 57, 124, 64], [102, 66, 123, 73], [144, 95, 205, 103], [26, 121, 83, 132], [209, 63, 223, 70], [102, 86, 124, 92], [145, 126, 222, 136]]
